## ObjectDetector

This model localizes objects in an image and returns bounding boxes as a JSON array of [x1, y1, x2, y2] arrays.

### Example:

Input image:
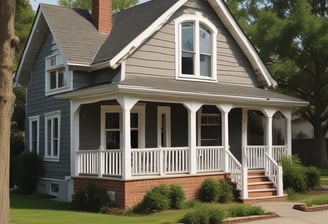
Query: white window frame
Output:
[[29, 115, 40, 154], [157, 106, 171, 147], [175, 13, 217, 82], [45, 53, 72, 96], [44, 111, 61, 162], [100, 104, 145, 150]]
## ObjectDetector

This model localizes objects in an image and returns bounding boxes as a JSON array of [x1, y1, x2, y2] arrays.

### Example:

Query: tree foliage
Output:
[[15, 0, 34, 68], [227, 0, 328, 167], [58, 0, 138, 11]]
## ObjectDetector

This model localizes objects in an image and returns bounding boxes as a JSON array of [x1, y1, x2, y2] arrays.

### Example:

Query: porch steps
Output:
[[240, 169, 287, 204]]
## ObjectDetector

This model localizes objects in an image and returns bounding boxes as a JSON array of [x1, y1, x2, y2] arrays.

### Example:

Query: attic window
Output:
[[176, 14, 217, 82], [45, 53, 72, 95]]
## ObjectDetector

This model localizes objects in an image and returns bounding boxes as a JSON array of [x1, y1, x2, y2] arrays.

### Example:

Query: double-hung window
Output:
[[44, 111, 61, 161], [176, 14, 217, 81], [29, 116, 40, 154], [45, 53, 71, 95]]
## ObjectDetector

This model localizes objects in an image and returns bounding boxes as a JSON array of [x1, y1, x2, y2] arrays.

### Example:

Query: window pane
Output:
[[106, 131, 120, 149], [50, 71, 57, 89], [182, 52, 194, 74], [182, 23, 194, 51], [58, 71, 64, 88], [31, 121, 38, 152], [131, 130, 138, 148], [49, 56, 56, 67], [199, 25, 211, 54], [53, 118, 58, 138], [47, 119, 52, 156], [200, 54, 211, 77], [53, 140, 58, 156], [106, 113, 120, 129], [131, 113, 138, 129]]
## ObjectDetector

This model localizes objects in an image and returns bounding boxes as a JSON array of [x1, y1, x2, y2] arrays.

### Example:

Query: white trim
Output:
[[28, 115, 40, 154], [208, 0, 276, 87], [157, 106, 171, 147], [70, 102, 80, 177], [45, 53, 73, 96], [175, 13, 218, 82], [44, 110, 61, 162], [100, 104, 145, 149], [15, 11, 42, 86], [108, 0, 188, 69]]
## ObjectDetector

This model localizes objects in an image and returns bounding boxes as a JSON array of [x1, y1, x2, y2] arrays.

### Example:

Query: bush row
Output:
[[199, 178, 234, 203]]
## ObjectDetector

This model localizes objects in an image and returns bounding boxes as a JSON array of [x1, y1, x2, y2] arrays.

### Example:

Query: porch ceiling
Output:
[[56, 76, 307, 108]]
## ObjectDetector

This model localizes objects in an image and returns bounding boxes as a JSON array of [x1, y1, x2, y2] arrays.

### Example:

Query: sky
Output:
[[29, 0, 150, 11]]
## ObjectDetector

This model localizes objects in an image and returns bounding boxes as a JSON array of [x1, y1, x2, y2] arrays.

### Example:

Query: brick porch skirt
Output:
[[73, 173, 229, 208]]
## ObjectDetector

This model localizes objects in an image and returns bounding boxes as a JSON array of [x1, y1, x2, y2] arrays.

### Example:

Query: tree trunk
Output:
[[0, 1, 18, 223], [313, 119, 328, 168]]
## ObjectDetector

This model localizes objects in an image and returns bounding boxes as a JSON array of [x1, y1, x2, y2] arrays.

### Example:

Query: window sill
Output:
[[43, 157, 60, 163], [176, 75, 217, 83]]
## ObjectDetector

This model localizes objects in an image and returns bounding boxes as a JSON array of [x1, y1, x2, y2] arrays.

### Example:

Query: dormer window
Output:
[[176, 14, 217, 82], [45, 53, 72, 95]]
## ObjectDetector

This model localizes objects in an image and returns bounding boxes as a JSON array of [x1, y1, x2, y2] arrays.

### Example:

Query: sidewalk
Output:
[[248, 201, 328, 224]]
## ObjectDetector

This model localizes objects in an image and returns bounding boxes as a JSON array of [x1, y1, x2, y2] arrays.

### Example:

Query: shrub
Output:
[[227, 205, 264, 217], [180, 207, 224, 224], [217, 179, 234, 203], [199, 178, 220, 202], [15, 152, 41, 194], [304, 166, 320, 190], [280, 156, 307, 192], [134, 185, 171, 214], [280, 156, 320, 192], [71, 182, 110, 212], [169, 184, 186, 209], [134, 184, 186, 214]]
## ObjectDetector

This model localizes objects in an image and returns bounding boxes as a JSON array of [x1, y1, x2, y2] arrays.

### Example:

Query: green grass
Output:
[[287, 190, 328, 204], [10, 194, 264, 224]]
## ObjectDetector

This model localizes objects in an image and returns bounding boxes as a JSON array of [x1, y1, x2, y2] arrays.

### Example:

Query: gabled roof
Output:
[[16, 0, 277, 88], [16, 4, 107, 85]]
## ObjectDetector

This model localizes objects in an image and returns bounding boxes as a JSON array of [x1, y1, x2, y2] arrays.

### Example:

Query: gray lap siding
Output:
[[26, 33, 71, 180]]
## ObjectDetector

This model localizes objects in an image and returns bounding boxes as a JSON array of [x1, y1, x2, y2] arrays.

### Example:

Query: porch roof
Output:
[[56, 76, 307, 108]]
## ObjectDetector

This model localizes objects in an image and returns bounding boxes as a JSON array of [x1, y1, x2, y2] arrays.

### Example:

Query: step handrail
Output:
[[264, 152, 284, 196]]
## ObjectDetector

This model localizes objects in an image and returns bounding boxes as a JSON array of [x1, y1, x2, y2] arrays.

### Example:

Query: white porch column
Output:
[[183, 102, 202, 174], [217, 105, 232, 171], [241, 108, 248, 164], [262, 109, 276, 157], [70, 102, 80, 177], [117, 97, 138, 180], [282, 110, 292, 156]]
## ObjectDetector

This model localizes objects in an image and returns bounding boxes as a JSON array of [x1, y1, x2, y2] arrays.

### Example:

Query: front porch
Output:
[[71, 98, 291, 207]]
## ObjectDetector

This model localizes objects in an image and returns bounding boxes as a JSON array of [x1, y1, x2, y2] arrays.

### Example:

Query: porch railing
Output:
[[131, 147, 189, 176], [244, 146, 268, 169], [226, 150, 242, 190], [77, 146, 228, 177], [272, 145, 288, 162], [264, 152, 284, 196], [196, 146, 225, 172], [244, 145, 288, 169]]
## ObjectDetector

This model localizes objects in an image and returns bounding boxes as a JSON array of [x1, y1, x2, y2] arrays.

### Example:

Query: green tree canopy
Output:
[[227, 0, 328, 167], [58, 0, 138, 11], [15, 0, 34, 68]]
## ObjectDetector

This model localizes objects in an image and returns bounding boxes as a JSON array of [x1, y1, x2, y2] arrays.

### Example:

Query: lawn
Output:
[[10, 193, 264, 224], [10, 193, 187, 224], [319, 168, 328, 185]]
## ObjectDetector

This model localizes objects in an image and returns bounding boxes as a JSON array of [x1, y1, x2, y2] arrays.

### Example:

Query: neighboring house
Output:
[[16, 0, 307, 207]]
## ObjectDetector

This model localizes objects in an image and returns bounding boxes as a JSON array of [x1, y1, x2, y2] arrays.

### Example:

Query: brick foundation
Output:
[[73, 173, 229, 208]]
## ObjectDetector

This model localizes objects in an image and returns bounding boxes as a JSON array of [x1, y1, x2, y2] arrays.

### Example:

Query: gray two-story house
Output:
[[16, 0, 306, 208]]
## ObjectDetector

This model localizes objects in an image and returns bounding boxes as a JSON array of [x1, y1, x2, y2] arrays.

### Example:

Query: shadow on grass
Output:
[[10, 193, 71, 211]]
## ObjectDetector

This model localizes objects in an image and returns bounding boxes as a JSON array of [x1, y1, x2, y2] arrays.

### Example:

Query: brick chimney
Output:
[[92, 0, 112, 34]]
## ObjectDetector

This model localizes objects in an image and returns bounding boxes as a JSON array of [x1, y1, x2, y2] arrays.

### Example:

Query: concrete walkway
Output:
[[248, 201, 328, 224]]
